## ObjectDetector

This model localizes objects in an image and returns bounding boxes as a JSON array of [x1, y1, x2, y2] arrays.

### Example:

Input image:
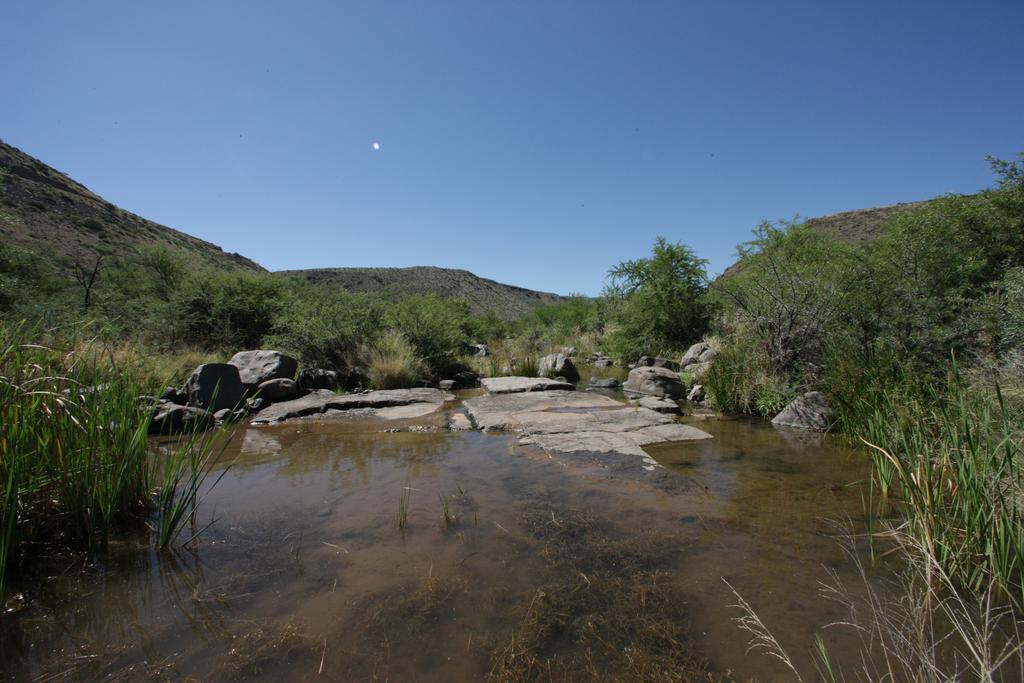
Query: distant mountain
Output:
[[280, 266, 567, 317], [0, 140, 263, 272]]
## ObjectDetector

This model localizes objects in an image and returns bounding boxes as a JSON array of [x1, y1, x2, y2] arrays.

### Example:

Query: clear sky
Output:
[[3, 1, 1021, 295]]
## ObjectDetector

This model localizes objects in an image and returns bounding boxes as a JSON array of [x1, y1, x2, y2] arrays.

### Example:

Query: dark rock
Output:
[[538, 353, 580, 383], [636, 356, 680, 372], [257, 378, 302, 402], [588, 377, 621, 388], [228, 350, 298, 389], [772, 391, 833, 432], [160, 386, 188, 405], [414, 379, 434, 388], [452, 369, 479, 388], [686, 384, 706, 402], [150, 404, 213, 435], [681, 342, 710, 368], [248, 397, 268, 413], [623, 366, 685, 398], [186, 363, 244, 412], [297, 368, 340, 391], [346, 366, 370, 390]]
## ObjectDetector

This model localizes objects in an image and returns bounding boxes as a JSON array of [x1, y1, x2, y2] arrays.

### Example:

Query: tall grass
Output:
[[0, 325, 223, 593], [364, 330, 426, 389]]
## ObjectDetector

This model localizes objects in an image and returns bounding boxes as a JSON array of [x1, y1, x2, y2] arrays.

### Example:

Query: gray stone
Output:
[[559, 346, 577, 357], [438, 380, 456, 390], [214, 408, 232, 422], [186, 363, 244, 412], [538, 353, 580, 383], [698, 347, 718, 364], [472, 344, 490, 357], [591, 358, 614, 368], [480, 376, 575, 394], [463, 390, 711, 464], [160, 386, 188, 405], [150, 404, 213, 435], [448, 413, 474, 431], [228, 350, 298, 389], [637, 396, 681, 414], [588, 377, 621, 388], [297, 368, 340, 391], [772, 391, 833, 432], [636, 355, 680, 372], [684, 361, 712, 377], [257, 378, 302, 402], [686, 384, 706, 402], [251, 388, 451, 424], [248, 397, 268, 413], [623, 366, 685, 398], [681, 342, 710, 368]]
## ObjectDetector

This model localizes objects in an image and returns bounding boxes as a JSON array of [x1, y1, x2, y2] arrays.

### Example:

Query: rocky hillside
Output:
[[0, 140, 263, 273], [280, 266, 567, 317]]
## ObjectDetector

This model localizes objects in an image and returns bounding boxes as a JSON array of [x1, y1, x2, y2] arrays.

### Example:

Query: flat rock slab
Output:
[[480, 376, 575, 394], [251, 388, 452, 424], [463, 390, 711, 468]]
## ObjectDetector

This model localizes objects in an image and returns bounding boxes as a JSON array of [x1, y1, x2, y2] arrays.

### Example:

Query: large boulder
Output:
[[681, 342, 710, 368], [149, 404, 213, 435], [538, 354, 580, 383], [771, 391, 833, 432], [257, 378, 302, 402], [636, 356, 680, 371], [297, 368, 340, 391], [623, 366, 685, 398], [186, 363, 245, 412], [228, 350, 298, 389]]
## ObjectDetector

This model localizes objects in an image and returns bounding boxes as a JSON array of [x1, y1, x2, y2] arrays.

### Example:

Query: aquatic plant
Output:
[[438, 493, 455, 528], [397, 486, 411, 529]]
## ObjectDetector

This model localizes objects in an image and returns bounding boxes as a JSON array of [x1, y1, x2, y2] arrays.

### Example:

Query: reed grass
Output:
[[0, 324, 224, 592], [364, 331, 427, 389], [397, 486, 411, 529]]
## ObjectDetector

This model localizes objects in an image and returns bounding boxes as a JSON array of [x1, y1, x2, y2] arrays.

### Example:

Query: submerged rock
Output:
[[538, 354, 580, 383], [186, 363, 244, 412], [623, 366, 685, 399], [771, 391, 833, 432], [229, 350, 298, 389], [480, 376, 576, 394]]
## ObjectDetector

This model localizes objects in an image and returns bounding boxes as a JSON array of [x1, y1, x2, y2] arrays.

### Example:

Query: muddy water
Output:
[[1, 405, 873, 681]]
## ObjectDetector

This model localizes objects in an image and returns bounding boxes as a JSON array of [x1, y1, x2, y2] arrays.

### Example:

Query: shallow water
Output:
[[1, 400, 874, 681]]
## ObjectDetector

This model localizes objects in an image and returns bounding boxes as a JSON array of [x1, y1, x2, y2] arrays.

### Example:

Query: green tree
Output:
[[604, 236, 709, 360]]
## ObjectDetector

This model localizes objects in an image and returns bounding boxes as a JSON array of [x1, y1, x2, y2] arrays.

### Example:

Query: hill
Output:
[[0, 140, 263, 273], [279, 266, 567, 317]]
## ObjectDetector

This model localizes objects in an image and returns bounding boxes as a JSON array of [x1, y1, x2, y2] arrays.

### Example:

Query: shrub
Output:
[[167, 269, 283, 349], [365, 330, 426, 389], [385, 295, 469, 374]]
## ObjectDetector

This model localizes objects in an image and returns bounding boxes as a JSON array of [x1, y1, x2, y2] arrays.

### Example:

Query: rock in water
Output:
[[257, 378, 302, 402], [772, 392, 833, 431], [636, 355, 680, 371], [681, 342, 710, 368], [537, 353, 580, 383], [623, 366, 685, 398], [186, 363, 244, 412], [637, 396, 681, 414], [228, 350, 298, 389], [150, 404, 213, 435]]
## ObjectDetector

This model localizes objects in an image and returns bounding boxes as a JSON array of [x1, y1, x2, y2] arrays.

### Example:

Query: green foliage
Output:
[[385, 294, 469, 373], [604, 237, 709, 361], [365, 330, 426, 389], [703, 333, 793, 417], [0, 244, 66, 320], [168, 269, 284, 349], [517, 295, 604, 342]]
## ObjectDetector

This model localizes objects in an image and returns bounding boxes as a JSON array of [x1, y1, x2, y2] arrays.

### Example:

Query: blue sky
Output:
[[3, 1, 1022, 295]]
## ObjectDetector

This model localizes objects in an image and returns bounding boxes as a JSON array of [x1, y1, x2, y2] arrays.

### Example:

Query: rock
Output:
[[623, 366, 686, 398], [297, 368, 340, 391], [681, 342, 710, 368], [472, 344, 490, 357], [559, 346, 577, 357], [538, 354, 580, 383], [186, 363, 244, 412], [698, 347, 718, 364], [248, 397, 268, 413], [592, 358, 614, 368], [588, 377, 621, 388], [448, 413, 474, 431], [637, 396, 681, 414], [438, 380, 456, 390], [772, 391, 833, 432], [346, 366, 370, 390], [636, 356, 680, 372], [228, 350, 298, 389], [480, 376, 576, 394], [160, 386, 188, 405], [150, 404, 213, 435], [251, 387, 451, 424], [684, 361, 712, 377], [214, 408, 231, 422], [686, 384, 706, 402], [463, 390, 711, 461], [414, 379, 434, 388], [452, 369, 479, 388], [257, 378, 302, 402]]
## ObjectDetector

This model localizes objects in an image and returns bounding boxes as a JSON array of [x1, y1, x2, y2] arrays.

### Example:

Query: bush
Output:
[[702, 332, 793, 417], [365, 330, 426, 389], [167, 269, 284, 349], [385, 295, 470, 374]]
